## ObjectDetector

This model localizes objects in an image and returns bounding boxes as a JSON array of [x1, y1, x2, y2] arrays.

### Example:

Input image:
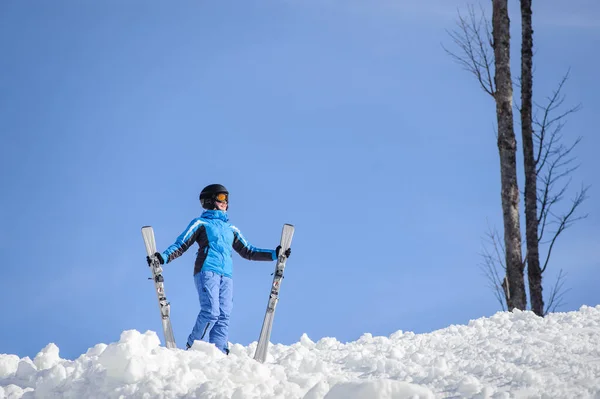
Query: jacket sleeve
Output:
[[231, 226, 276, 261], [162, 219, 206, 264]]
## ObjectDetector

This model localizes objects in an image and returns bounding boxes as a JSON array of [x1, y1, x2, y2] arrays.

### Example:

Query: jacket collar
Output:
[[201, 209, 229, 222]]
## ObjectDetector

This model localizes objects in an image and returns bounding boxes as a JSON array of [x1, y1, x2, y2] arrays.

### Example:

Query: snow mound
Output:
[[1, 306, 599, 398]]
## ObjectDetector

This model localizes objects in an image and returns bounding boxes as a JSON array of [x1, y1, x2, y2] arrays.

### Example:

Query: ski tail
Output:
[[254, 223, 294, 363], [162, 319, 176, 349], [254, 312, 275, 362]]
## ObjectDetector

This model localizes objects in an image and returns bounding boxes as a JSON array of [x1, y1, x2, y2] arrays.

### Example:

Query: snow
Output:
[[1, 306, 600, 398]]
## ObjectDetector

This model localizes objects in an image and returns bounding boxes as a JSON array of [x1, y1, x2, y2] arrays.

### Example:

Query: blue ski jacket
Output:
[[160, 210, 276, 277]]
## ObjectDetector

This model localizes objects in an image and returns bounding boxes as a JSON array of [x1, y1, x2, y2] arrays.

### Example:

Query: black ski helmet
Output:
[[199, 184, 229, 210]]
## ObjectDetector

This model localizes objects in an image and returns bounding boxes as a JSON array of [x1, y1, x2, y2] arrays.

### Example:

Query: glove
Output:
[[146, 252, 165, 266], [276, 245, 291, 258]]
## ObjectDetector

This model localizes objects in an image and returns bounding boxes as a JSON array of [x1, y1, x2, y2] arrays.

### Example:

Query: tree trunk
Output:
[[492, 0, 527, 311], [520, 0, 543, 316]]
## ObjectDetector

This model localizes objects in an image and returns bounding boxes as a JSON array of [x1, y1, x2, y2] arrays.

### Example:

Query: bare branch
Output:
[[443, 4, 496, 96], [479, 224, 507, 310], [544, 269, 570, 315], [541, 186, 589, 273], [533, 71, 582, 173], [533, 71, 585, 255]]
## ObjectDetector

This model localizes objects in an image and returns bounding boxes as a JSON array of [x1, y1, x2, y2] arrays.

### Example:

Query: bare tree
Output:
[[517, 0, 586, 317], [519, 0, 542, 315], [446, 3, 527, 311], [446, 2, 587, 313], [492, 0, 527, 311]]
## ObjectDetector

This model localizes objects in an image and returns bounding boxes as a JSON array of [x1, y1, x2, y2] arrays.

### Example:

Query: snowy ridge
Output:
[[1, 306, 599, 398]]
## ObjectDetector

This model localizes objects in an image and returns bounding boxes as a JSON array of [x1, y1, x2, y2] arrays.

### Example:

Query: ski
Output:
[[141, 226, 177, 349], [254, 223, 295, 363]]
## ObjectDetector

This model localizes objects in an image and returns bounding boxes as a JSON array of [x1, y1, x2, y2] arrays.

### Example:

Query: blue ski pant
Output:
[[187, 270, 233, 353]]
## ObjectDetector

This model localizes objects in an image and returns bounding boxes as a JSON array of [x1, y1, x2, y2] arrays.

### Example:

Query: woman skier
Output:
[[147, 184, 291, 353]]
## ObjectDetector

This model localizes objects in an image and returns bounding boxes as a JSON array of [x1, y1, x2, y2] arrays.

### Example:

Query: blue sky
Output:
[[1, 0, 598, 360]]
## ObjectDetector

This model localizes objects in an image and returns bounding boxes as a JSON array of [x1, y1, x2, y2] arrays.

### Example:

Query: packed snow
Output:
[[1, 306, 599, 399]]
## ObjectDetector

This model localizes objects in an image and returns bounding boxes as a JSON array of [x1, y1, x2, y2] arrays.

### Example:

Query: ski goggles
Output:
[[214, 192, 228, 203]]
